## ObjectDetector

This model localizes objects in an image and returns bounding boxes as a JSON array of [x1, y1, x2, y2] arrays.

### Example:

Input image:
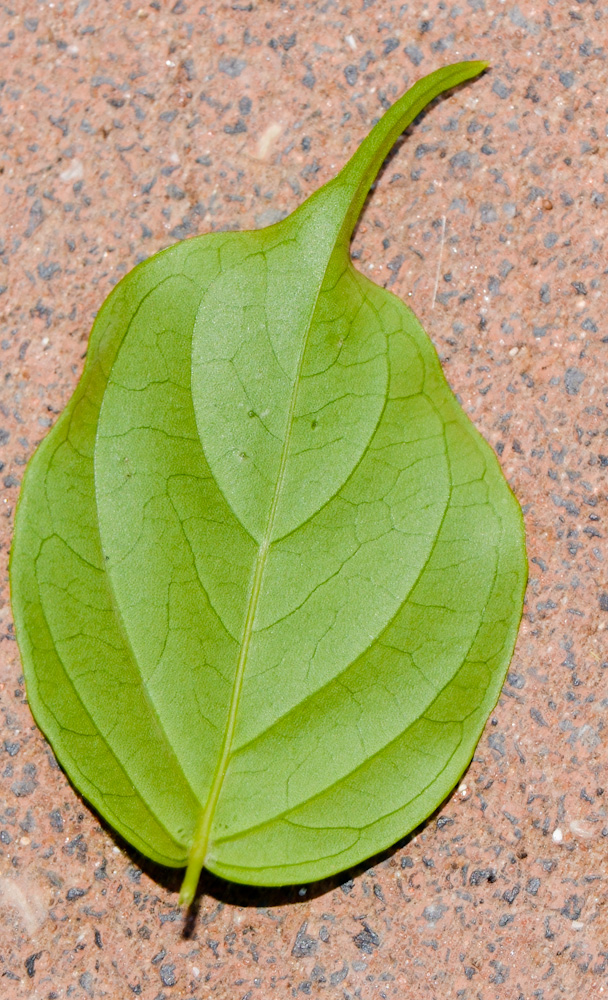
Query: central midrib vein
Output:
[[178, 65, 484, 903], [177, 67, 484, 904], [179, 230, 350, 905]]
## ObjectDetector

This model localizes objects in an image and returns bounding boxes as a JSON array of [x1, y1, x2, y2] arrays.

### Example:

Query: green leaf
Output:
[[10, 61, 526, 905]]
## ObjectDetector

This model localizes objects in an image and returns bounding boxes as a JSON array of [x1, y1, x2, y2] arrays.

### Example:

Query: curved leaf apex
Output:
[[336, 60, 489, 234]]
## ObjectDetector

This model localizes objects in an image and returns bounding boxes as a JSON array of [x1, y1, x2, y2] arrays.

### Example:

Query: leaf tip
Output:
[[463, 59, 490, 77]]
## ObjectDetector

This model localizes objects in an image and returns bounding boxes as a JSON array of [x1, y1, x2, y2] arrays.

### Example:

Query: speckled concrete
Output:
[[1, 1, 607, 997]]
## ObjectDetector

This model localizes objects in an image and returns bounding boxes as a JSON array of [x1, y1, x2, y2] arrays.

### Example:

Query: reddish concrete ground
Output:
[[1, 1, 607, 997]]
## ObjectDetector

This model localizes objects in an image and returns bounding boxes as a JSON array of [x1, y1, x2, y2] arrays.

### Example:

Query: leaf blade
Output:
[[10, 62, 527, 902], [10, 249, 207, 864], [204, 286, 526, 884]]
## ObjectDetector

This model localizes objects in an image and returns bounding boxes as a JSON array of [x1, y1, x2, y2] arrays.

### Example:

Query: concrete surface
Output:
[[1, 1, 607, 997]]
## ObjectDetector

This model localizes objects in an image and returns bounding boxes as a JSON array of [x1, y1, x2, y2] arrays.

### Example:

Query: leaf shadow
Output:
[[91, 776, 465, 934]]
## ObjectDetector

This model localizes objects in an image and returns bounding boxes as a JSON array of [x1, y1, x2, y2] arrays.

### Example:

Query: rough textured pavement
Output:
[[1, 2, 607, 997]]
